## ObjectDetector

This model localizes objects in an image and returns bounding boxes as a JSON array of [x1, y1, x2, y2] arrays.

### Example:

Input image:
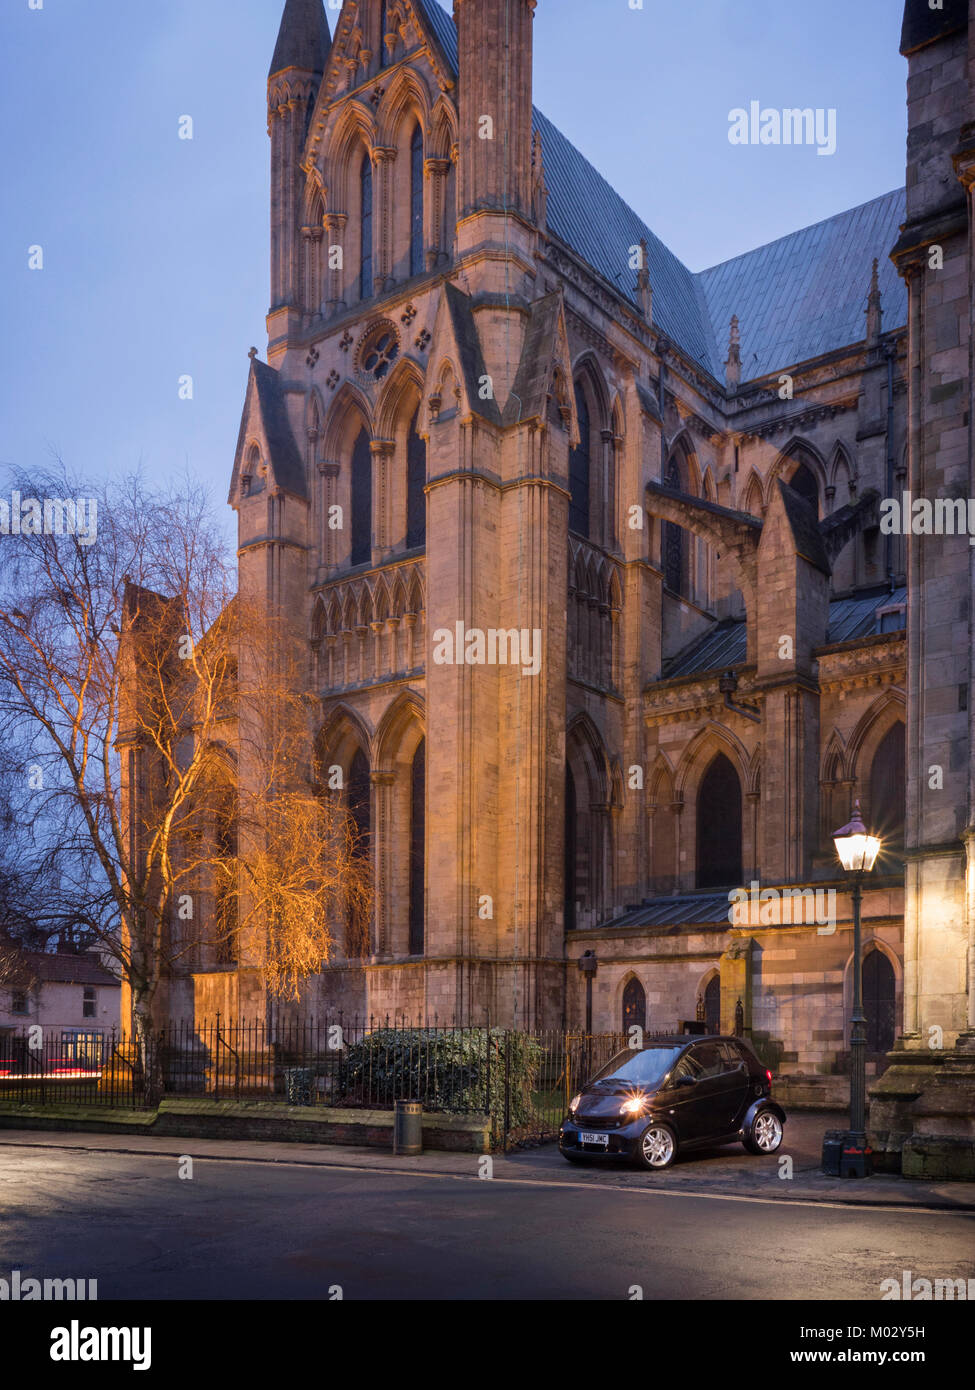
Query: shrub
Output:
[[339, 1027, 542, 1128]]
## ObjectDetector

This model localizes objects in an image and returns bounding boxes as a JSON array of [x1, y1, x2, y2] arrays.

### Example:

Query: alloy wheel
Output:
[[641, 1125, 675, 1168], [753, 1111, 783, 1152]]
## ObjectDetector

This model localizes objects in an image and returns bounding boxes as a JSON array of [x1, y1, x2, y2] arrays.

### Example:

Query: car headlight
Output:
[[568, 1093, 582, 1113], [620, 1096, 646, 1116]]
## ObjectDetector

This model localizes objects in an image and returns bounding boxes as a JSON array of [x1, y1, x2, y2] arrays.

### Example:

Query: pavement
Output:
[[1, 1109, 973, 1211]]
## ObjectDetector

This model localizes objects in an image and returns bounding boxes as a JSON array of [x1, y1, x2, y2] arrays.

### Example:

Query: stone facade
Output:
[[129, 0, 975, 1135]]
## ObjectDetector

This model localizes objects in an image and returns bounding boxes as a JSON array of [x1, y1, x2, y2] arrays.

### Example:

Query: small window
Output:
[[689, 1042, 724, 1079], [11, 990, 28, 1015], [717, 1041, 745, 1072], [83, 986, 96, 1019]]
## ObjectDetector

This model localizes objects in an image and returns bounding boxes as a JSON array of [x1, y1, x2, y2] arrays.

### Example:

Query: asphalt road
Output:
[[1, 1139, 973, 1301]]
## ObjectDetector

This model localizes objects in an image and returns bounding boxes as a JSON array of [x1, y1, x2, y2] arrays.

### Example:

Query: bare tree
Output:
[[0, 463, 371, 1099]]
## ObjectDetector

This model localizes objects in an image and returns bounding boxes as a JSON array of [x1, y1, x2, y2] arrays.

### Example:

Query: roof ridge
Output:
[[697, 187, 906, 278]]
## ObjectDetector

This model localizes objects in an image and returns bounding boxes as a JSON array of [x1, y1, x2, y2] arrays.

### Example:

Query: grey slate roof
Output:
[[698, 191, 908, 382], [665, 586, 907, 679], [419, 4, 908, 383], [270, 0, 331, 78], [598, 893, 733, 931]]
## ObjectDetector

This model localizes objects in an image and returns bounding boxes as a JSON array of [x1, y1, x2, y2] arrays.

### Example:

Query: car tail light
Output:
[[765, 1069, 773, 1089]]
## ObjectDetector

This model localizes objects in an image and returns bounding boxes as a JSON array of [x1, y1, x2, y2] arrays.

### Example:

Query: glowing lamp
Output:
[[832, 800, 881, 874]]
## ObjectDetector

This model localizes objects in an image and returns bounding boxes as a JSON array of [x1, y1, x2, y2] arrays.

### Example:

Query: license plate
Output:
[[579, 1131, 609, 1147]]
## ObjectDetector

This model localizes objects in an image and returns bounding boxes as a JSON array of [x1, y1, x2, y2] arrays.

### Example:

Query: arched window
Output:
[[406, 406, 426, 548], [380, 0, 390, 66], [863, 948, 896, 1057], [214, 796, 238, 966], [663, 455, 687, 597], [360, 153, 373, 301], [704, 974, 720, 1034], [788, 461, 819, 514], [346, 748, 372, 957], [622, 977, 646, 1035], [869, 722, 906, 857], [564, 765, 578, 931], [410, 123, 425, 278], [408, 739, 425, 955], [569, 385, 590, 537], [350, 426, 372, 566], [696, 753, 743, 889]]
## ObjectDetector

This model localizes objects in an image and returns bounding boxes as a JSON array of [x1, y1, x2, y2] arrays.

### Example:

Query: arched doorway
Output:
[[696, 753, 743, 889], [704, 974, 720, 1035], [622, 977, 646, 1035], [863, 948, 896, 1059]]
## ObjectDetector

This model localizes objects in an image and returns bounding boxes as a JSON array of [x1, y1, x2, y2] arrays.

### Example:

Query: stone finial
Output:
[[725, 315, 742, 390], [248, 347, 259, 361], [636, 238, 653, 325], [865, 258, 883, 345]]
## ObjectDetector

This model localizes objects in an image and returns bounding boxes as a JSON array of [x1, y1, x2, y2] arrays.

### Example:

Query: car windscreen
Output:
[[590, 1047, 684, 1088]]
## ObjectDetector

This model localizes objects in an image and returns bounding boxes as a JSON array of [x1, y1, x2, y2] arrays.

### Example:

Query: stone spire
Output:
[[269, 0, 331, 80], [725, 315, 742, 389], [865, 257, 883, 344]]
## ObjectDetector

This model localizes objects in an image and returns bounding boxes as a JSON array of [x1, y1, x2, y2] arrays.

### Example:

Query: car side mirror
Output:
[[675, 1074, 697, 1087]]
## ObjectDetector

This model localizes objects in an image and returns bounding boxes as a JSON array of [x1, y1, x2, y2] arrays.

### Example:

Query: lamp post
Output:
[[828, 800, 881, 1174]]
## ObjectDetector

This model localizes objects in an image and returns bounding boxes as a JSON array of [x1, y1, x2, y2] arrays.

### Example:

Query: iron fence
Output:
[[0, 1017, 685, 1148]]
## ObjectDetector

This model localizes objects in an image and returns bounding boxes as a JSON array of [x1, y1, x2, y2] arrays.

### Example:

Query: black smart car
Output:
[[559, 1035, 786, 1170]]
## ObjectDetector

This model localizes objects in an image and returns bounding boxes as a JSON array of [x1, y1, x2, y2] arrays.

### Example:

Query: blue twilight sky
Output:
[[0, 0, 906, 531]]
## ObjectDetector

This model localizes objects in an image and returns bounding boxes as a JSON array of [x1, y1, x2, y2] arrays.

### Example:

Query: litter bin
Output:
[[394, 1099, 423, 1155]]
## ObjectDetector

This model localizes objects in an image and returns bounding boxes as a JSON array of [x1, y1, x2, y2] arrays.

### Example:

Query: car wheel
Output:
[[637, 1121, 677, 1170], [743, 1108, 783, 1155]]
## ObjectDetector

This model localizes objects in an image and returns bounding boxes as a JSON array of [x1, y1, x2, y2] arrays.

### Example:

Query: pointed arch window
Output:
[[787, 460, 819, 515], [622, 977, 646, 1035], [409, 739, 426, 955], [569, 385, 590, 537], [410, 124, 425, 278], [346, 748, 372, 958], [704, 974, 721, 1034], [663, 455, 687, 597], [350, 426, 372, 566], [380, 0, 390, 67], [564, 764, 579, 932], [406, 406, 426, 548], [869, 721, 906, 860], [696, 753, 743, 889], [360, 153, 374, 301]]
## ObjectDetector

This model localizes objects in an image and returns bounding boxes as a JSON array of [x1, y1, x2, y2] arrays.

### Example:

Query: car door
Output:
[[716, 1041, 750, 1132], [671, 1043, 724, 1142]]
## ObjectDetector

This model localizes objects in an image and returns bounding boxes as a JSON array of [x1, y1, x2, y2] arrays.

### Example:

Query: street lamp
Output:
[[831, 799, 881, 1174]]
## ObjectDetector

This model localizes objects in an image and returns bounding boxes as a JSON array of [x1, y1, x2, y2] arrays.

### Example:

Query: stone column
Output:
[[318, 462, 340, 581], [425, 157, 450, 268], [324, 213, 347, 314], [370, 439, 395, 562], [372, 147, 397, 291]]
